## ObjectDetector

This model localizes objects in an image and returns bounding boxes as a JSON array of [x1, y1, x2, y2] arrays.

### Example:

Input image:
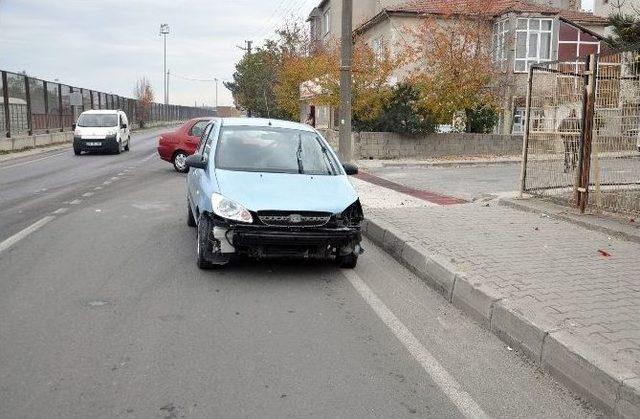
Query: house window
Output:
[[492, 19, 509, 71], [514, 18, 553, 73], [323, 8, 330, 36], [512, 107, 526, 133]]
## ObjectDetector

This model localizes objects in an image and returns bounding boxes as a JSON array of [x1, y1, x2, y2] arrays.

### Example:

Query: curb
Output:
[[362, 216, 640, 417]]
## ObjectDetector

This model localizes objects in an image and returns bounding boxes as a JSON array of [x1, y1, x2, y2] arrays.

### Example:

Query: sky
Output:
[[0, 0, 595, 108], [0, 0, 318, 107]]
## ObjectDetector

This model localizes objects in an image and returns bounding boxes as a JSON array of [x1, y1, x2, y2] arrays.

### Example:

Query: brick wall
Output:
[[318, 130, 524, 159]]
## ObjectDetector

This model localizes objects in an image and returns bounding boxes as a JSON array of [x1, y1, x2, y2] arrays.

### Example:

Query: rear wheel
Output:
[[337, 253, 358, 269], [173, 151, 189, 173]]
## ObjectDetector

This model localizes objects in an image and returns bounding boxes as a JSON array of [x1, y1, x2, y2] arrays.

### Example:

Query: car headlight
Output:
[[211, 193, 253, 223]]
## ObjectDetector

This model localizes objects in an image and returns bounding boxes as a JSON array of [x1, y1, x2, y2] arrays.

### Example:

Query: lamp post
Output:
[[159, 24, 170, 105]]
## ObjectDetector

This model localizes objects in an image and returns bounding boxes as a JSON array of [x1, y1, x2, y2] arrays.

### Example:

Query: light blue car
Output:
[[185, 118, 363, 269]]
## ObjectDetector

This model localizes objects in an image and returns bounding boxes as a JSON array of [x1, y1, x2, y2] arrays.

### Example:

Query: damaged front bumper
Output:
[[207, 217, 362, 260]]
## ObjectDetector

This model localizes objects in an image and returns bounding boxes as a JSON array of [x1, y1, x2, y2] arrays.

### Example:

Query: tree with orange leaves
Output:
[[276, 39, 403, 128], [405, 1, 501, 127]]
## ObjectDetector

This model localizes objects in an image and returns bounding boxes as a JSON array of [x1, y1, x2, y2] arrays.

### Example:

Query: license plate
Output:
[[86, 142, 102, 146]]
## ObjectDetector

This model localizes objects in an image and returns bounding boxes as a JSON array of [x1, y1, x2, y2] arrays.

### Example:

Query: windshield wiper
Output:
[[296, 134, 304, 174], [315, 136, 337, 175]]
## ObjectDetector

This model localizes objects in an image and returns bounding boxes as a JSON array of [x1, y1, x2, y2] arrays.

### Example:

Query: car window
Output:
[[77, 113, 118, 127], [214, 126, 339, 175], [197, 122, 215, 155], [190, 120, 209, 137]]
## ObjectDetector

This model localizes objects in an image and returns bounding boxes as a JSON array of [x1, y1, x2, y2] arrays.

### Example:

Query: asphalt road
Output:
[[0, 131, 602, 418]]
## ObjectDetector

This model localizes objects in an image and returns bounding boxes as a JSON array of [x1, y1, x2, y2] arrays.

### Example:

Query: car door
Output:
[[186, 120, 209, 155], [121, 112, 129, 139], [118, 112, 126, 142], [187, 122, 214, 211]]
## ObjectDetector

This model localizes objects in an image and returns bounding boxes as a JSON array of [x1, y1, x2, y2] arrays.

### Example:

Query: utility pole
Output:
[[338, 0, 353, 162], [214, 78, 219, 111], [167, 69, 170, 104], [237, 40, 254, 116], [237, 40, 253, 55], [159, 24, 170, 105]]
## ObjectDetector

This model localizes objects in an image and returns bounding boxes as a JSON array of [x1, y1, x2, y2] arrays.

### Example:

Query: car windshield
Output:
[[77, 113, 118, 128], [214, 126, 340, 175]]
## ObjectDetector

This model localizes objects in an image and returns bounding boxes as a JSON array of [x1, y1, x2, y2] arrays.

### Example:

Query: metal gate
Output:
[[520, 47, 640, 216]]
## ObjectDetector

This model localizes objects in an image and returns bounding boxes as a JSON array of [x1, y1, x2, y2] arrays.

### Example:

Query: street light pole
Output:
[[159, 24, 170, 105], [338, 0, 353, 163]]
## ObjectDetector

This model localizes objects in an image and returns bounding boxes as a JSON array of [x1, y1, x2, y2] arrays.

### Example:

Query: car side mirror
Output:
[[343, 162, 358, 176], [185, 154, 207, 170], [72, 123, 76, 130], [121, 123, 127, 129]]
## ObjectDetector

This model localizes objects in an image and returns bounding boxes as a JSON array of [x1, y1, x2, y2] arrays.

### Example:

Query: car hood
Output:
[[215, 169, 358, 213]]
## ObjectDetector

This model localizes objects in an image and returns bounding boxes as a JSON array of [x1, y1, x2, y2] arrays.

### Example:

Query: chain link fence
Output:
[[521, 47, 640, 216], [0, 69, 213, 139]]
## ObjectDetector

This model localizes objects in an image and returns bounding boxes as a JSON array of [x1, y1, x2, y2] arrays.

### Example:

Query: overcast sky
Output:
[[0, 0, 318, 107], [0, 0, 595, 108]]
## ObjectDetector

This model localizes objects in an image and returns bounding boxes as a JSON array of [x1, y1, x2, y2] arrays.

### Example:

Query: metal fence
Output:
[[521, 47, 640, 216], [0, 69, 213, 138]]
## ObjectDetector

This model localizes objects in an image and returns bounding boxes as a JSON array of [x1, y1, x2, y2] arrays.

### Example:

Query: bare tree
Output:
[[134, 77, 154, 128]]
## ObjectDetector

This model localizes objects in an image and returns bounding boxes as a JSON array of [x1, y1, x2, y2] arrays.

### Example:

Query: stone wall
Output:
[[318, 129, 524, 159]]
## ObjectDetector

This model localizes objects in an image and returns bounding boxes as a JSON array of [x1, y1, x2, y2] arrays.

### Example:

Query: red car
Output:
[[158, 118, 214, 172]]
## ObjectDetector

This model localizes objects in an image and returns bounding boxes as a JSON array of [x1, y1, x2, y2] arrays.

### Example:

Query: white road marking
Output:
[[52, 208, 68, 215], [110, 177, 119, 181], [343, 270, 488, 419], [69, 199, 82, 205], [103, 181, 112, 185], [141, 153, 156, 163], [82, 192, 94, 197], [94, 186, 102, 190], [0, 216, 55, 254], [0, 150, 68, 170]]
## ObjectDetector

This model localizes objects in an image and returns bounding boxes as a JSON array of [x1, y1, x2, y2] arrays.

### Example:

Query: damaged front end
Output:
[[204, 199, 364, 261]]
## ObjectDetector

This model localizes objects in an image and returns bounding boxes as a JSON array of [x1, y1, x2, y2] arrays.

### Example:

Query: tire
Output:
[[173, 151, 189, 173], [124, 137, 130, 151], [337, 253, 358, 269], [187, 201, 196, 227], [196, 214, 214, 270], [113, 140, 121, 155], [73, 146, 81, 156]]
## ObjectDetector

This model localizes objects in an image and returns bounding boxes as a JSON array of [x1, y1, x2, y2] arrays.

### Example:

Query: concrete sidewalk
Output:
[[351, 173, 640, 418]]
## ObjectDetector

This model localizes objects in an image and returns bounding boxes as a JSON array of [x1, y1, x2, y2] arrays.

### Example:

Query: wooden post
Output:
[[577, 54, 597, 213], [519, 65, 535, 197], [2, 71, 11, 138], [24, 76, 33, 135]]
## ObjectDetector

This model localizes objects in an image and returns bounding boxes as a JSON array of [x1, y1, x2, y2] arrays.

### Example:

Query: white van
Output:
[[73, 110, 130, 155]]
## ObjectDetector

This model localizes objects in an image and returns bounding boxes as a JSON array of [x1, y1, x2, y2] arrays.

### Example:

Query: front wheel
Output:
[[124, 137, 130, 151], [173, 151, 189, 173], [73, 146, 81, 156], [337, 253, 358, 269], [187, 201, 196, 227], [196, 214, 214, 270], [113, 140, 121, 155]]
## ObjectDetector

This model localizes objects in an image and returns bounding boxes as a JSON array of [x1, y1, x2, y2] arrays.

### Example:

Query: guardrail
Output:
[[0, 69, 213, 138]]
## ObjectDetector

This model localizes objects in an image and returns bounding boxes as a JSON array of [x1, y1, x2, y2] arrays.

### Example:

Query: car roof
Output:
[[80, 110, 121, 115], [220, 117, 315, 132]]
